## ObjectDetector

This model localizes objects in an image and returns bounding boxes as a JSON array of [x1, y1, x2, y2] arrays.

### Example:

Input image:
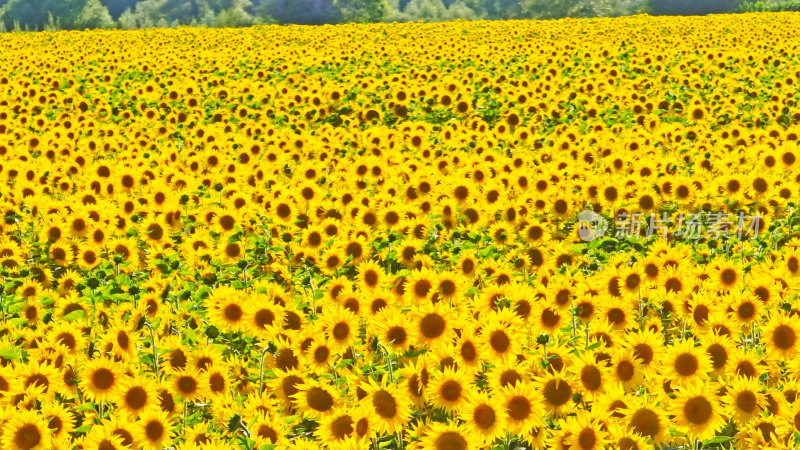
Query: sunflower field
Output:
[[3, 11, 800, 450]]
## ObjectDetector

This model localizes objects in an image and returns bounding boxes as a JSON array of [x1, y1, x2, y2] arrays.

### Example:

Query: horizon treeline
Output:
[[0, 0, 795, 31]]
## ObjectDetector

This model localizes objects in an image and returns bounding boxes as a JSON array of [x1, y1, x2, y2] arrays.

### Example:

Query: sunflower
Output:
[[80, 357, 122, 402], [479, 308, 523, 362], [250, 413, 289, 447], [135, 410, 174, 450], [320, 306, 359, 353], [536, 369, 576, 418], [371, 308, 417, 354], [736, 413, 787, 447], [320, 247, 346, 274], [115, 375, 158, 418], [722, 375, 765, 427], [531, 303, 565, 334], [189, 346, 224, 373], [170, 368, 206, 402], [405, 267, 438, 303], [1, 409, 50, 450], [399, 357, 431, 409], [303, 337, 336, 374], [205, 367, 231, 400], [458, 391, 505, 446], [762, 312, 800, 359], [293, 379, 340, 420], [452, 325, 482, 374], [356, 260, 384, 291], [661, 339, 711, 386], [417, 421, 471, 450], [83, 424, 128, 450], [606, 422, 649, 450], [728, 347, 762, 379], [429, 367, 470, 413], [363, 378, 411, 435], [609, 348, 644, 390], [315, 407, 357, 444], [206, 286, 247, 333], [621, 396, 670, 446], [48, 322, 86, 355], [622, 328, 663, 375], [268, 368, 304, 409], [41, 402, 75, 447], [18, 361, 61, 400], [501, 381, 543, 436], [670, 380, 726, 441], [412, 301, 460, 352], [103, 324, 137, 361], [726, 290, 762, 332], [563, 411, 609, 450], [570, 351, 609, 400]]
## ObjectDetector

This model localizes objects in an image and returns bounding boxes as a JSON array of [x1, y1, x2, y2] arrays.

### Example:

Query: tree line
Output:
[[0, 0, 783, 32]]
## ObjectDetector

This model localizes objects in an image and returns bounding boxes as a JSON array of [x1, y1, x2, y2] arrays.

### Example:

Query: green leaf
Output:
[[75, 402, 96, 412], [62, 309, 85, 322], [0, 348, 18, 361], [703, 436, 733, 445]]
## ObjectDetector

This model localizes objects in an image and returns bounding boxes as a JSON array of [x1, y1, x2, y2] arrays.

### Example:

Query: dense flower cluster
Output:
[[0, 12, 798, 450]]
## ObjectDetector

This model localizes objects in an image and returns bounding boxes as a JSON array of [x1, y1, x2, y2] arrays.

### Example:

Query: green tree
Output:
[[389, 0, 479, 21], [101, 0, 139, 19], [118, 0, 208, 28], [335, 0, 388, 22], [650, 0, 735, 14], [209, 0, 260, 27], [520, 0, 648, 19], [261, 0, 339, 24], [0, 0, 114, 30]]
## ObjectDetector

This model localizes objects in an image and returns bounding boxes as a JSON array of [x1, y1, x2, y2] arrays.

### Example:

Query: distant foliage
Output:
[[1, 0, 114, 30], [0, 0, 784, 31], [738, 0, 800, 11]]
